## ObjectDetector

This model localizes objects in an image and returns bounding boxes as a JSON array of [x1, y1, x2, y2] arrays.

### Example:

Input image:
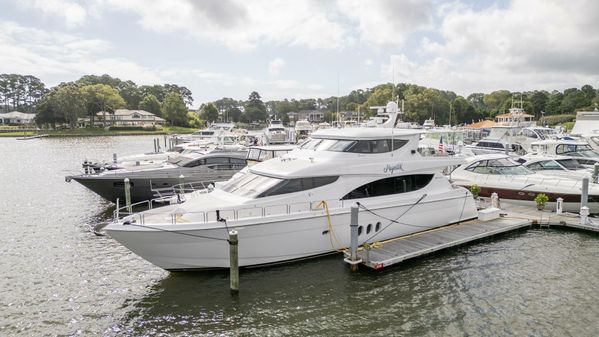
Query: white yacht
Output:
[[105, 114, 478, 270], [450, 154, 599, 212], [529, 139, 599, 167], [262, 120, 288, 144], [423, 119, 435, 129], [571, 109, 599, 150], [294, 119, 313, 140]]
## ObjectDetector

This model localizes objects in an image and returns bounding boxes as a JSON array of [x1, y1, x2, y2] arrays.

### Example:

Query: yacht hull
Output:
[[71, 172, 234, 203], [106, 192, 477, 270]]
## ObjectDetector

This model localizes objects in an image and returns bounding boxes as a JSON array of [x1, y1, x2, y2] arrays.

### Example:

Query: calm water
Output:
[[1, 136, 599, 337]]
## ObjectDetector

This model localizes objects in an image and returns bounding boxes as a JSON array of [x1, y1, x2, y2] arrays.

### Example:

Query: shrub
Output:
[[538, 114, 576, 126], [470, 184, 481, 197], [534, 193, 549, 206]]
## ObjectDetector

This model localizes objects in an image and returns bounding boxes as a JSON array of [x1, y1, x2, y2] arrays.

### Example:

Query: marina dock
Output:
[[353, 202, 599, 270]]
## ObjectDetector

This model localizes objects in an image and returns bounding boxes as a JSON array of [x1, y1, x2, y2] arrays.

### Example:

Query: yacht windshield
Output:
[[220, 172, 339, 198], [466, 158, 534, 175], [220, 172, 282, 198], [557, 159, 587, 170], [556, 144, 599, 157], [299, 138, 408, 153]]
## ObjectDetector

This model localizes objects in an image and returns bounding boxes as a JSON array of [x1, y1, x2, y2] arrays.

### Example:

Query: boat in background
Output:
[[450, 154, 599, 212]]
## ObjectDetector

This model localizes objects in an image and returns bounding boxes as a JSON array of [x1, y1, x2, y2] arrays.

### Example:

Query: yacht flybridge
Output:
[[105, 119, 478, 270]]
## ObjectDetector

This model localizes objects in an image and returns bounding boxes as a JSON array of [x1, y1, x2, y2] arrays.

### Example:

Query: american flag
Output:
[[438, 136, 445, 154]]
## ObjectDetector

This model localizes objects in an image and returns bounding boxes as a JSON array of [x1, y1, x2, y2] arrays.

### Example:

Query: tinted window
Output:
[[183, 159, 205, 167], [258, 176, 339, 197], [341, 174, 434, 200]]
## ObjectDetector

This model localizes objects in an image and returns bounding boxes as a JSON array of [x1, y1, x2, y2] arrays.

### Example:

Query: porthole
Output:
[[375, 222, 381, 232], [358, 225, 363, 236], [366, 224, 372, 234]]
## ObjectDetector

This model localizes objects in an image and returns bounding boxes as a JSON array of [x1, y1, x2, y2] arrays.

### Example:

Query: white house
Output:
[[79, 109, 166, 126], [0, 111, 36, 125]]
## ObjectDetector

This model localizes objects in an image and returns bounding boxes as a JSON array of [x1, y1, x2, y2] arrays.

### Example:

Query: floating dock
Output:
[[352, 203, 599, 270]]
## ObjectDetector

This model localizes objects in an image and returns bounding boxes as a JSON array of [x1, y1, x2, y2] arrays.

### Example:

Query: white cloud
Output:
[[19, 0, 87, 28], [338, 0, 433, 46], [94, 0, 351, 51], [415, 0, 599, 93], [268, 58, 286, 77], [0, 21, 162, 85]]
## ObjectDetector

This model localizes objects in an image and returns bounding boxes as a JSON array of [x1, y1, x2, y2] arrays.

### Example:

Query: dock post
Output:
[[491, 192, 499, 208], [556, 197, 563, 215], [164, 135, 167, 148], [594, 164, 599, 183], [179, 174, 185, 194], [581, 206, 590, 226], [345, 204, 361, 271], [124, 178, 132, 213], [156, 138, 160, 152], [582, 177, 589, 209], [153, 139, 157, 153], [229, 230, 239, 293], [113, 153, 117, 164]]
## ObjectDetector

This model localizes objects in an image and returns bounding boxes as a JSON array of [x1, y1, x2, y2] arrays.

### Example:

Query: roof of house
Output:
[[0, 111, 36, 120]]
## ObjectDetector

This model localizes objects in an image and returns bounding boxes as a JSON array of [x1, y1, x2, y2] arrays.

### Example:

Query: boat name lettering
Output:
[[384, 163, 404, 173]]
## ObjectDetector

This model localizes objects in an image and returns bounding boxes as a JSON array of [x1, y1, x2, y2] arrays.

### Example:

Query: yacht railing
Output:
[[114, 198, 347, 226]]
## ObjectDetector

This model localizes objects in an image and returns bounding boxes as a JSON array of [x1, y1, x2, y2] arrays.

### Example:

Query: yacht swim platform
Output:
[[352, 202, 599, 270]]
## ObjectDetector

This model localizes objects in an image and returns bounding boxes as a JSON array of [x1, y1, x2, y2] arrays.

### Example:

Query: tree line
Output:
[[2, 72, 598, 127]]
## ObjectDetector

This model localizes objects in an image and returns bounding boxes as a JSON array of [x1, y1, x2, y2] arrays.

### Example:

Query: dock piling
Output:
[[229, 230, 239, 293], [581, 206, 590, 225], [556, 197, 563, 215], [582, 177, 589, 210], [124, 178, 132, 213], [491, 192, 499, 208], [344, 204, 362, 271], [594, 164, 599, 183]]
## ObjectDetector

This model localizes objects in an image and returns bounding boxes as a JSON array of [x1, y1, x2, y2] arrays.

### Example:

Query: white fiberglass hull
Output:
[[106, 191, 477, 270]]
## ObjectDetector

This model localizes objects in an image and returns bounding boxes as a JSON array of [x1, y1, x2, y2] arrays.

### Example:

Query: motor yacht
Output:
[[262, 120, 288, 144], [294, 119, 313, 141], [450, 154, 599, 212], [67, 151, 248, 203], [571, 109, 599, 150], [529, 139, 599, 167], [105, 112, 478, 270], [464, 139, 526, 156]]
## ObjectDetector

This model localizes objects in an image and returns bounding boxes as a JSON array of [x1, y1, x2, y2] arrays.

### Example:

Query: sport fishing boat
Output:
[[105, 103, 478, 270], [450, 154, 599, 212], [67, 151, 248, 203]]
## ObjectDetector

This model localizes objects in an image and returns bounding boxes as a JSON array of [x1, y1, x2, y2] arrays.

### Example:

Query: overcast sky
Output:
[[1, 0, 598, 107]]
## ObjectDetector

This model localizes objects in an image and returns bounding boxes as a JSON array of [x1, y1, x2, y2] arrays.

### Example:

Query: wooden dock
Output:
[[353, 202, 599, 270]]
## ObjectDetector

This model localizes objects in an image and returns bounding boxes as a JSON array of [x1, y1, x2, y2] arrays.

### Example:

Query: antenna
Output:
[[392, 61, 395, 101], [336, 72, 340, 124]]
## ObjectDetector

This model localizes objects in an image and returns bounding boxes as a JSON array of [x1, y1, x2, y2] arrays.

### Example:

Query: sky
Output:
[[1, 0, 598, 108]]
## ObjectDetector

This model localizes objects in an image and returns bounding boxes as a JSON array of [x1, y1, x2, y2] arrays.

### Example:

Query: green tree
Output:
[[187, 112, 205, 129], [244, 91, 268, 122], [561, 88, 591, 112], [201, 103, 219, 123], [225, 106, 243, 122], [546, 91, 564, 115], [81, 84, 126, 126], [53, 83, 86, 128], [530, 91, 549, 118], [483, 90, 512, 117], [139, 94, 162, 116], [162, 92, 188, 126]]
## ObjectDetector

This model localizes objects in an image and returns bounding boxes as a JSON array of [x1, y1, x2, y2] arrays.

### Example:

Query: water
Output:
[[1, 136, 599, 337]]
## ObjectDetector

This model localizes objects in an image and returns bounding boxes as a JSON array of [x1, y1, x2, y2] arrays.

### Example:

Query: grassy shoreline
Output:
[[0, 126, 197, 138]]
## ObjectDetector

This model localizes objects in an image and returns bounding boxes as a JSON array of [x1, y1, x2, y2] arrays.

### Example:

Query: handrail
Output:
[[113, 198, 347, 226]]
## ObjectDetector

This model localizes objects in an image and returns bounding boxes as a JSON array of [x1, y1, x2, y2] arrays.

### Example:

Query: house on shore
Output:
[[287, 110, 325, 124], [78, 109, 166, 127], [0, 111, 36, 125]]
